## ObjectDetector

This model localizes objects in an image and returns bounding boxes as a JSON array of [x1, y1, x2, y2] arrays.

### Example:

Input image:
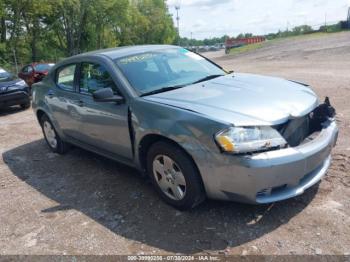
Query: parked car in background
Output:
[[32, 45, 338, 210], [18, 63, 54, 88], [198, 46, 207, 52], [225, 36, 266, 54], [209, 45, 219, 51], [0, 67, 30, 109]]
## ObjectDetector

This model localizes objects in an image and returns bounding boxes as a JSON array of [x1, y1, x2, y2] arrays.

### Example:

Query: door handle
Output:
[[47, 90, 54, 98]]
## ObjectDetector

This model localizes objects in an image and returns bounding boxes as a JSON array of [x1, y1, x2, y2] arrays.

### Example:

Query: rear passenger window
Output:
[[57, 64, 76, 91]]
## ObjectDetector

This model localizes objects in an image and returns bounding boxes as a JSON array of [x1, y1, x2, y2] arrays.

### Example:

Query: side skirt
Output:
[[65, 135, 140, 171]]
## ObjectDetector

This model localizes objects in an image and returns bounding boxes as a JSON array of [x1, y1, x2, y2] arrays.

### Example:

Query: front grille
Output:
[[277, 100, 334, 147], [278, 115, 311, 147]]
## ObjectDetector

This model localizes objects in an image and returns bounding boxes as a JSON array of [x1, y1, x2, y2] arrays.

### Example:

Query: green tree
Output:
[[134, 0, 176, 44], [50, 0, 92, 56], [0, 0, 177, 69], [292, 25, 313, 34], [90, 0, 129, 49], [0, 0, 6, 43], [21, 0, 52, 61]]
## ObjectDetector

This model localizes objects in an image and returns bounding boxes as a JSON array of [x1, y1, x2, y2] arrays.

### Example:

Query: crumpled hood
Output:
[[144, 73, 319, 126]]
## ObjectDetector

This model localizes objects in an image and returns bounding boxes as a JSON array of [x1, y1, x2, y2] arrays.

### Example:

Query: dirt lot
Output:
[[1, 32, 350, 255]]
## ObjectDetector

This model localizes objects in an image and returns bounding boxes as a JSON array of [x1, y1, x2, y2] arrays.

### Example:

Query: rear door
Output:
[[74, 62, 132, 159], [48, 63, 84, 140]]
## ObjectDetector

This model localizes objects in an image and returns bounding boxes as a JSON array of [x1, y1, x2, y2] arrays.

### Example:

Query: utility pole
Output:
[[175, 5, 181, 46], [324, 12, 327, 32], [190, 32, 193, 47]]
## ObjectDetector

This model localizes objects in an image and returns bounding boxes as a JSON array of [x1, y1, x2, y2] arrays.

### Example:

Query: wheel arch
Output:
[[35, 108, 65, 139], [36, 109, 46, 123], [138, 134, 205, 190]]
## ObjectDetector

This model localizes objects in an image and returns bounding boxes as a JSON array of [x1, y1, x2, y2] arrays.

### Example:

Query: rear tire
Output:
[[146, 141, 205, 210], [40, 114, 70, 154]]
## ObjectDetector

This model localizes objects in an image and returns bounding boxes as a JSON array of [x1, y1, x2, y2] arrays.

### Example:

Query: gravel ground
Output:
[[0, 32, 350, 255]]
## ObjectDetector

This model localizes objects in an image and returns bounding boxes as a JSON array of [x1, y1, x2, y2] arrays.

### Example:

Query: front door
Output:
[[75, 62, 133, 160]]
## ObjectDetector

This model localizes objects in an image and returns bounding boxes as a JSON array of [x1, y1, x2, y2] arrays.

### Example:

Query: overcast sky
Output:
[[167, 0, 350, 39]]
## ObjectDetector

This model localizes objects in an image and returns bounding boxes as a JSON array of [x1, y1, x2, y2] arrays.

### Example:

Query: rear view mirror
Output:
[[92, 88, 124, 104]]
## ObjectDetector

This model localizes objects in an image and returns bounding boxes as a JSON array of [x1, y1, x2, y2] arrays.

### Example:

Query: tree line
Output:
[[179, 22, 347, 47], [0, 0, 177, 69], [265, 22, 346, 39], [1, 0, 347, 70]]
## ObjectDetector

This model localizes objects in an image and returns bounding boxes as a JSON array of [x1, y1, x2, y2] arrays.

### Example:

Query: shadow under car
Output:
[[2, 139, 319, 253]]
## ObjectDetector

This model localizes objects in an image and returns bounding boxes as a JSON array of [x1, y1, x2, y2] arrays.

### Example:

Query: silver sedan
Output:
[[32, 45, 338, 209]]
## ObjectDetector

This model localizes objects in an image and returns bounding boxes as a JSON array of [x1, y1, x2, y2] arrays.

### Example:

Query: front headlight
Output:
[[6, 85, 20, 91], [215, 126, 287, 154], [15, 80, 26, 86]]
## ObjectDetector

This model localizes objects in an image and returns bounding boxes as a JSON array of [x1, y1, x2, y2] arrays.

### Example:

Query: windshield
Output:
[[34, 63, 54, 71], [0, 69, 16, 82], [114, 48, 225, 95]]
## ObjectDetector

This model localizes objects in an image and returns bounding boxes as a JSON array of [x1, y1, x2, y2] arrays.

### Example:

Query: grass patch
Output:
[[229, 42, 265, 55], [270, 32, 332, 42], [226, 31, 349, 56], [267, 31, 350, 44]]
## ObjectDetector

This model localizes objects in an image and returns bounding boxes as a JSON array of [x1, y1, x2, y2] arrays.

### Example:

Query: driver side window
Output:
[[79, 63, 118, 95]]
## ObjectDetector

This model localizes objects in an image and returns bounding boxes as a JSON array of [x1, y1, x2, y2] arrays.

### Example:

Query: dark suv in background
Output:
[[0, 67, 30, 109]]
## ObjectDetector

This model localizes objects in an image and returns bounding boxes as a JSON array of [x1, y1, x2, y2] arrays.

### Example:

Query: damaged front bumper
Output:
[[197, 119, 338, 204]]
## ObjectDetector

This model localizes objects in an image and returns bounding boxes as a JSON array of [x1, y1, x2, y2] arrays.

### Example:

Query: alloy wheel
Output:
[[43, 121, 57, 149], [152, 154, 187, 200]]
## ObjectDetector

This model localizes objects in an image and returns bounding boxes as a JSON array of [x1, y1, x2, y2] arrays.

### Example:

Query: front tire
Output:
[[146, 141, 205, 210], [40, 114, 70, 154]]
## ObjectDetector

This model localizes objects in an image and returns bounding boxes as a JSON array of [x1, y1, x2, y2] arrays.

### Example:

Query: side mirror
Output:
[[92, 88, 124, 104]]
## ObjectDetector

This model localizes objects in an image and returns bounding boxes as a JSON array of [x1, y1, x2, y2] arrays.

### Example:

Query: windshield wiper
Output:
[[191, 74, 224, 85], [140, 84, 185, 97], [140, 74, 224, 97]]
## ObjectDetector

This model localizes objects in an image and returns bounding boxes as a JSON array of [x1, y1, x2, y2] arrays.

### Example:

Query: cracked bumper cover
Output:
[[196, 120, 338, 203]]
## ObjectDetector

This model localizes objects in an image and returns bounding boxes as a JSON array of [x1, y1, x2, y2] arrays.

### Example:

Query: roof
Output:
[[73, 45, 178, 60]]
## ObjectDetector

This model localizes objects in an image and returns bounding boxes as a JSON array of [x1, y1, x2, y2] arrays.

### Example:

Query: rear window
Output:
[[56, 64, 76, 91], [35, 63, 54, 71]]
